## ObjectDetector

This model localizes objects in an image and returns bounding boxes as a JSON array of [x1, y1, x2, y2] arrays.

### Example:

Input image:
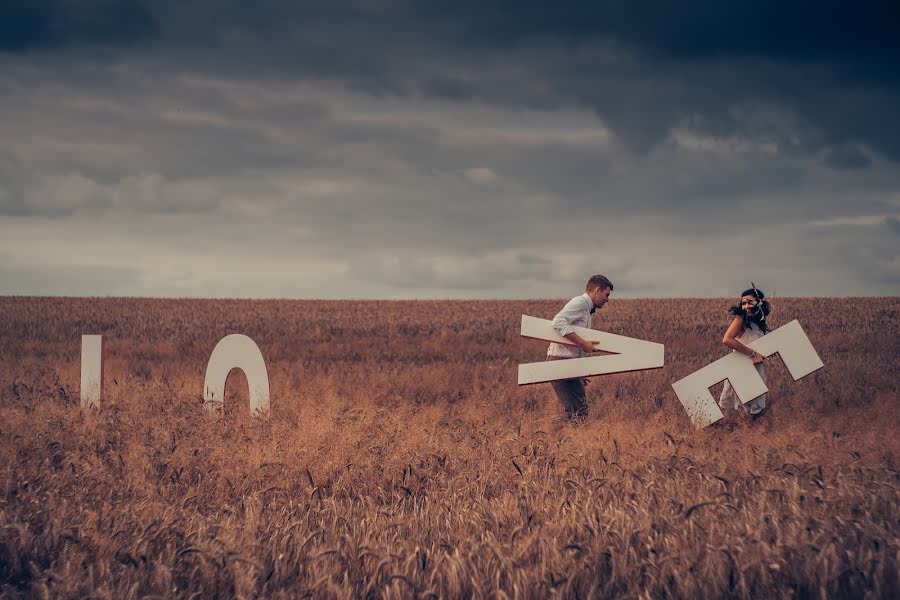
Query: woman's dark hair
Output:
[[729, 286, 771, 333]]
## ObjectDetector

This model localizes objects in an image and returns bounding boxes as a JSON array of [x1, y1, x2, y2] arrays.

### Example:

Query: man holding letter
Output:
[[546, 274, 614, 419]]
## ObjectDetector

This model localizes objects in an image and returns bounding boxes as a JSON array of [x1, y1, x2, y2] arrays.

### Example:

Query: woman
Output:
[[720, 284, 772, 419]]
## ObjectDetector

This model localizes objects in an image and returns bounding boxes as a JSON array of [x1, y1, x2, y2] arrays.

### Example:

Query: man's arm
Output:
[[552, 297, 595, 354], [564, 331, 597, 354]]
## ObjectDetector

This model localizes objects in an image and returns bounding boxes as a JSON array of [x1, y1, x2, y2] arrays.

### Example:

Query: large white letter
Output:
[[517, 315, 664, 385], [203, 334, 270, 416], [671, 320, 824, 428], [80, 335, 103, 408]]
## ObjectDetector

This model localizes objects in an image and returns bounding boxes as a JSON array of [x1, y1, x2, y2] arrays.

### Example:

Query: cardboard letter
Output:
[[517, 315, 664, 385], [204, 334, 270, 416], [80, 335, 103, 408], [672, 320, 823, 428]]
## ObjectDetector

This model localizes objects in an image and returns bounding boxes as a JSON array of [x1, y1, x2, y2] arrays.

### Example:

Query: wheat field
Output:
[[0, 296, 897, 598]]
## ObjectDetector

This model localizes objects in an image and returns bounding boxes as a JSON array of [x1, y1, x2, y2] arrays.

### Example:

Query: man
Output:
[[546, 274, 614, 419]]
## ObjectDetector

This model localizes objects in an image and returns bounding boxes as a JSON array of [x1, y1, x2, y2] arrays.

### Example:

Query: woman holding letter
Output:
[[719, 283, 772, 419]]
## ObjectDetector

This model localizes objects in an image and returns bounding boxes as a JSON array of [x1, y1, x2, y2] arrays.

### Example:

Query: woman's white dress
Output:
[[719, 322, 768, 415]]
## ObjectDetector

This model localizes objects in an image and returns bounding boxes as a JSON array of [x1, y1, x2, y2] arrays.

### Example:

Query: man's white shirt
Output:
[[547, 292, 594, 358]]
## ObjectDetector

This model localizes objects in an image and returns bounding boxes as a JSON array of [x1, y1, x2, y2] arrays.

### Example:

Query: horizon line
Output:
[[2, 294, 897, 301]]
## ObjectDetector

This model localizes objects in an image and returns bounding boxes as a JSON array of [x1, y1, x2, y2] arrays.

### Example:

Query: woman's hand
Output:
[[751, 351, 765, 364]]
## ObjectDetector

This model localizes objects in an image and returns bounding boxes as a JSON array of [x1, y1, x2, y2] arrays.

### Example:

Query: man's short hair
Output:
[[586, 274, 614, 292]]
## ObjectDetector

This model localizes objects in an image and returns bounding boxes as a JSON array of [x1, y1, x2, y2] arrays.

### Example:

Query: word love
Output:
[[79, 317, 823, 428], [80, 334, 270, 416]]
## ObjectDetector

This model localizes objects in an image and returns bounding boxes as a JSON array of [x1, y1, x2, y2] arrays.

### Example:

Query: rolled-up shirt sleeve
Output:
[[552, 296, 589, 337]]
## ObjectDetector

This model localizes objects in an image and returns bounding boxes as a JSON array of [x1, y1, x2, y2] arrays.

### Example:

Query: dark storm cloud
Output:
[[446, 1, 900, 63], [4, 0, 897, 159], [190, 1, 894, 160], [823, 143, 872, 170], [883, 216, 900, 235], [0, 0, 159, 52], [1, 1, 898, 296]]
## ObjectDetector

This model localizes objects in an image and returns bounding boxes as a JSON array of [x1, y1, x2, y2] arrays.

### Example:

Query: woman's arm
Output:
[[723, 316, 764, 363]]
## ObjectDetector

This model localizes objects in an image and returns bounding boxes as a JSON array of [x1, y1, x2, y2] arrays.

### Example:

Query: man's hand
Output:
[[563, 332, 597, 354], [579, 339, 596, 354]]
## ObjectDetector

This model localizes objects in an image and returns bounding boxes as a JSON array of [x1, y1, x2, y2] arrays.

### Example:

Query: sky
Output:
[[1, 0, 898, 298]]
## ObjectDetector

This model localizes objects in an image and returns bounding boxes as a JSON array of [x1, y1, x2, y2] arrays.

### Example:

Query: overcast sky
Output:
[[1, 1, 898, 298]]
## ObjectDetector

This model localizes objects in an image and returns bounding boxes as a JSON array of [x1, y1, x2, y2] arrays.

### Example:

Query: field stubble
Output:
[[0, 297, 897, 598]]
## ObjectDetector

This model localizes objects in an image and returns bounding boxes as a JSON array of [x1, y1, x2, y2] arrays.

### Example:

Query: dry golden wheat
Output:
[[0, 297, 897, 598]]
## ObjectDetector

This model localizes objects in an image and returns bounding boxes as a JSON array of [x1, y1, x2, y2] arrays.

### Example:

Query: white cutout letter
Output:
[[517, 315, 664, 385], [672, 320, 824, 428], [203, 334, 270, 416], [80, 335, 103, 408]]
